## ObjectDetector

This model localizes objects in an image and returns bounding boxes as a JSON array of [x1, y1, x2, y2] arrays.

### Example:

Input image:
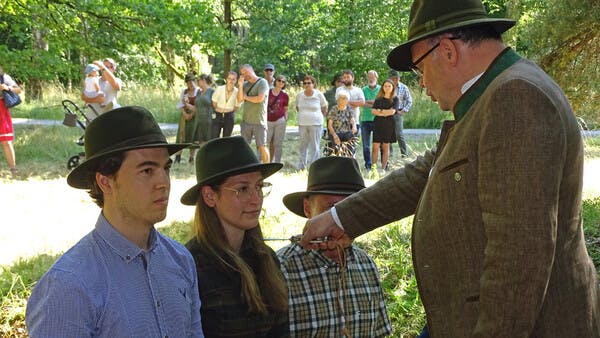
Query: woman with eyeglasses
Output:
[[295, 75, 327, 170], [181, 136, 289, 337], [266, 75, 289, 163]]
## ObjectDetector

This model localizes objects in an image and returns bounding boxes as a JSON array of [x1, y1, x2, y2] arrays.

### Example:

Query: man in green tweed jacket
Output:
[[300, 0, 600, 337]]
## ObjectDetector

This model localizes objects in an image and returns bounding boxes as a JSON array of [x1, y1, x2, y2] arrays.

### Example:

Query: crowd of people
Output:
[[13, 0, 600, 337], [167, 63, 413, 176]]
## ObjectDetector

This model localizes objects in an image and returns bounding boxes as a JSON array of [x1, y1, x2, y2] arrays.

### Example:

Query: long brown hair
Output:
[[376, 79, 396, 103], [191, 179, 288, 315]]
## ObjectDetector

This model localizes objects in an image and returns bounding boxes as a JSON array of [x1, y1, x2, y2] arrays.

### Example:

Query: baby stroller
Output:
[[61, 99, 100, 169]]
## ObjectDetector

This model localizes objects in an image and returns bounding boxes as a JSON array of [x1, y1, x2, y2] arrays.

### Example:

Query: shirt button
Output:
[[454, 172, 462, 182], [125, 255, 131, 260], [156, 300, 161, 307]]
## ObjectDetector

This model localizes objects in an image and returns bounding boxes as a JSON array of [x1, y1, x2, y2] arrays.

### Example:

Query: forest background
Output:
[[1, 0, 599, 127]]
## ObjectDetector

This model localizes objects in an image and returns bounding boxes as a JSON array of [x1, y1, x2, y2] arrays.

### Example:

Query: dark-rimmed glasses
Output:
[[410, 36, 460, 77], [276, 79, 286, 83], [221, 182, 272, 202]]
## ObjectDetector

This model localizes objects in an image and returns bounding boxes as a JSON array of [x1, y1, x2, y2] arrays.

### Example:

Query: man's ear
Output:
[[303, 197, 312, 218], [202, 186, 216, 207], [439, 37, 459, 65], [96, 172, 112, 194]]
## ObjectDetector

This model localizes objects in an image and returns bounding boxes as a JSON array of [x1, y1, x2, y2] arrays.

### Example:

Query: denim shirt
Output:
[[26, 213, 204, 337]]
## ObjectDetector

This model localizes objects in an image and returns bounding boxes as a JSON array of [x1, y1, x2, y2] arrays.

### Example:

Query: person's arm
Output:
[[348, 89, 366, 108], [236, 77, 245, 104], [94, 60, 120, 92], [301, 149, 433, 249], [26, 270, 96, 337]]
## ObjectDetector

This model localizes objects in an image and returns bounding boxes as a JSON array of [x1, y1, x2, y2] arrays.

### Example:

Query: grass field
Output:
[[1, 88, 599, 336]]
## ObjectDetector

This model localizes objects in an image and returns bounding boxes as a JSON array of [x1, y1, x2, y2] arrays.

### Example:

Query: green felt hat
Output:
[[67, 106, 189, 189], [387, 0, 516, 71], [283, 157, 365, 217], [180, 136, 283, 206]]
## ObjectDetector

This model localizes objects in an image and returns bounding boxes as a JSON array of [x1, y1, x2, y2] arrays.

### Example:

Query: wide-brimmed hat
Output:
[[283, 157, 365, 217], [180, 136, 283, 205], [387, 0, 516, 71], [67, 106, 189, 189]]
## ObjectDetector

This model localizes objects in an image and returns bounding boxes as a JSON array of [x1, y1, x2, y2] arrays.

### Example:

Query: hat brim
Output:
[[67, 143, 189, 189], [180, 162, 283, 206], [283, 189, 357, 218], [387, 19, 516, 71]]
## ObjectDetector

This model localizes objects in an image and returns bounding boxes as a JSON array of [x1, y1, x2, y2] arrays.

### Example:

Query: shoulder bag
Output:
[[1, 74, 22, 108]]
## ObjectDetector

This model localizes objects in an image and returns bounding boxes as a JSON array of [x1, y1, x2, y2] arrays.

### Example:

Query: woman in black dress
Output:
[[371, 79, 398, 173]]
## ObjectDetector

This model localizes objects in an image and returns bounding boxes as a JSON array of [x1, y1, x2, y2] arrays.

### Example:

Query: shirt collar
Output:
[[453, 48, 521, 121], [95, 212, 158, 262], [461, 73, 483, 94]]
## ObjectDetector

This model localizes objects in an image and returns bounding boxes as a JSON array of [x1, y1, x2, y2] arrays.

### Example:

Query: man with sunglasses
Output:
[[81, 58, 123, 114], [301, 0, 600, 337]]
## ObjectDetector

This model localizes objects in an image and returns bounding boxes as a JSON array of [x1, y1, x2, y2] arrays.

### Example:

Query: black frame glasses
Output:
[[410, 36, 460, 77]]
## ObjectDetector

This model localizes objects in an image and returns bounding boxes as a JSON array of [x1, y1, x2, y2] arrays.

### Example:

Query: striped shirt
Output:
[[26, 213, 204, 337], [396, 82, 413, 112], [277, 244, 392, 337]]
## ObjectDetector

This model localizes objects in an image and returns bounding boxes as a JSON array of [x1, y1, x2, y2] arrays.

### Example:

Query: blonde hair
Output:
[[191, 186, 288, 315]]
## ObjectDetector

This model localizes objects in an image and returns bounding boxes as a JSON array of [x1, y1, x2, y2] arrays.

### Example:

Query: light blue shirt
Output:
[[26, 213, 204, 338]]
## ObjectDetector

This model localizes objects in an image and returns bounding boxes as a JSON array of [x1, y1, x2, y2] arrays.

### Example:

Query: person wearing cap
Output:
[[174, 71, 200, 163], [387, 69, 412, 157], [277, 157, 392, 337], [81, 58, 123, 114], [181, 136, 289, 337], [263, 63, 276, 88], [237, 64, 271, 163], [82, 63, 104, 101], [26, 107, 204, 336], [301, 0, 600, 337], [335, 69, 365, 134]]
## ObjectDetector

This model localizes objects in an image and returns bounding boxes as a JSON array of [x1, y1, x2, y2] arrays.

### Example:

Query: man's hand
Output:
[[300, 210, 346, 250]]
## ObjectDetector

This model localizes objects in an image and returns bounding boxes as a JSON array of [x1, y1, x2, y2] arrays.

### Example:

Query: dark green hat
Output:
[[67, 106, 189, 189], [387, 0, 516, 71], [180, 136, 283, 206], [283, 157, 365, 217]]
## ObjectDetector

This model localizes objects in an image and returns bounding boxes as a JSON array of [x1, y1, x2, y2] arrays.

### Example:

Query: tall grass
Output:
[[11, 83, 450, 129]]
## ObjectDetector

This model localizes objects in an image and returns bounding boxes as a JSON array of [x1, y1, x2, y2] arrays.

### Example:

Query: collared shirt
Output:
[[212, 85, 238, 111], [277, 243, 392, 337], [186, 238, 289, 338], [26, 213, 204, 338], [395, 82, 412, 112]]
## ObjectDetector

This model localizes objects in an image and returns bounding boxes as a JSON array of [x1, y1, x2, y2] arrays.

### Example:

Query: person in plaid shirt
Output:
[[277, 157, 392, 337]]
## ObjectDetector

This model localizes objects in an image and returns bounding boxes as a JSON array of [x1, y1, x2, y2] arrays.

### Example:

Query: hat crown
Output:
[[306, 157, 365, 193], [195, 136, 260, 183], [84, 106, 167, 159], [408, 0, 488, 40]]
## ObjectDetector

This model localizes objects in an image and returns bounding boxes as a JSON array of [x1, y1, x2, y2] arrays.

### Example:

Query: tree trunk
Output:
[[28, 28, 48, 101], [223, 0, 233, 74]]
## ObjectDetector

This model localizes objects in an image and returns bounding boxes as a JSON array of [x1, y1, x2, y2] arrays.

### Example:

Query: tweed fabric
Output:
[[336, 51, 600, 337]]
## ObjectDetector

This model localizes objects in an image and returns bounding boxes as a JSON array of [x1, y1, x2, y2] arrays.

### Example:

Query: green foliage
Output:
[[582, 197, 600, 268]]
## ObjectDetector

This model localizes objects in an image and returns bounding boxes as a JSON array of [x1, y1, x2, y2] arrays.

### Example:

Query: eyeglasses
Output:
[[264, 69, 274, 72], [276, 79, 286, 83], [221, 182, 272, 202], [303, 82, 313, 85], [410, 36, 460, 77]]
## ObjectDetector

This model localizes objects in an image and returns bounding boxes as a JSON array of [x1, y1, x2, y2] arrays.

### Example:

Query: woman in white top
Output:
[[295, 75, 327, 170], [211, 71, 239, 138]]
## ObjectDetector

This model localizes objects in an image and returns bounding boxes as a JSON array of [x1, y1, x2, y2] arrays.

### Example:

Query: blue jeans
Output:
[[360, 121, 374, 168], [393, 113, 407, 155]]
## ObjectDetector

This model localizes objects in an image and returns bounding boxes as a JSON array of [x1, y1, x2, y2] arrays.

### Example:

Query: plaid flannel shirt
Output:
[[277, 243, 392, 337]]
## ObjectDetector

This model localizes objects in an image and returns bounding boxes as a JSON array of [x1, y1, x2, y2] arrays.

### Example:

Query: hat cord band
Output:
[[411, 8, 487, 38], [91, 134, 167, 155]]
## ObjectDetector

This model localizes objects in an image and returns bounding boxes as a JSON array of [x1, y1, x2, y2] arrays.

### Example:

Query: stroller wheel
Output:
[[67, 155, 81, 170]]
